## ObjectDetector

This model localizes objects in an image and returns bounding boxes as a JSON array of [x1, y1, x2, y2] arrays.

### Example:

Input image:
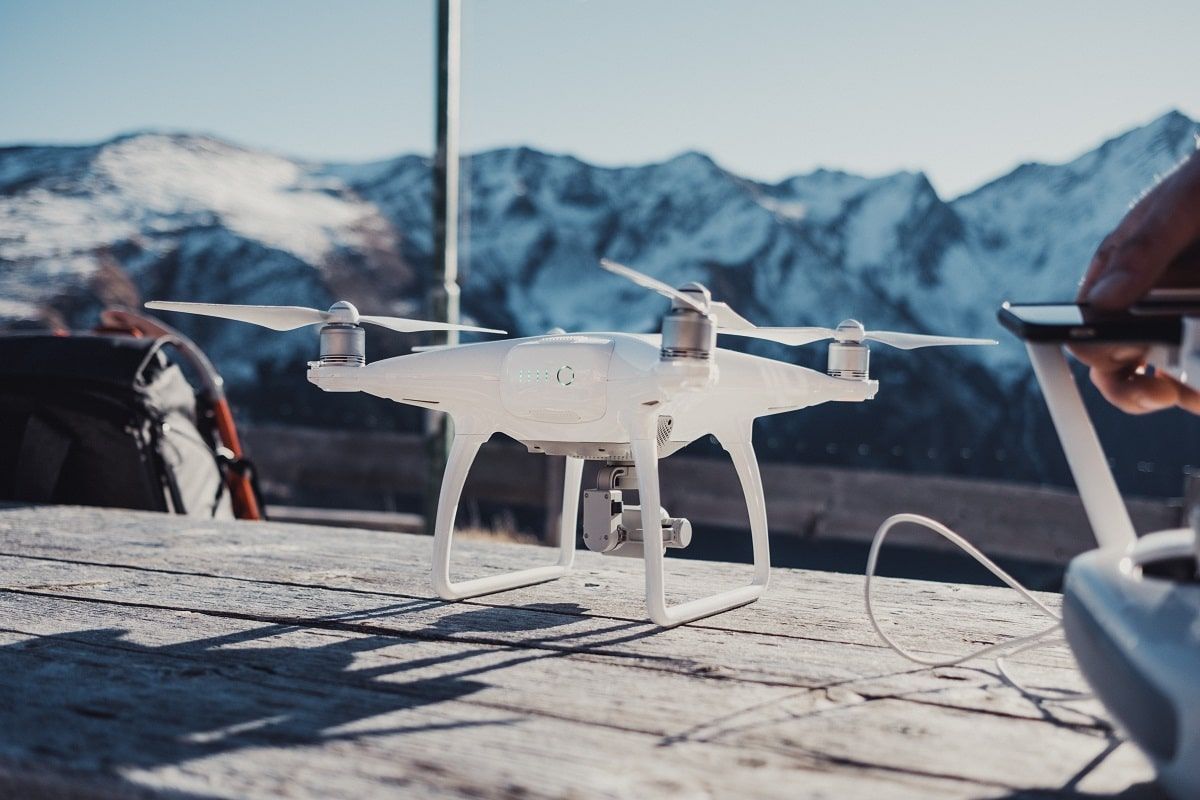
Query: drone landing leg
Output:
[[432, 434, 580, 600], [633, 430, 769, 627]]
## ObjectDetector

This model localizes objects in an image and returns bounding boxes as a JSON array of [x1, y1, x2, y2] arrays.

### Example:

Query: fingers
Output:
[[1078, 151, 1200, 309], [1074, 150, 1200, 416], [1154, 239, 1200, 292], [1073, 341, 1200, 414], [1178, 378, 1200, 415], [1089, 365, 1200, 415], [1071, 340, 1159, 413], [1067, 343, 1148, 371], [1077, 202, 1155, 301]]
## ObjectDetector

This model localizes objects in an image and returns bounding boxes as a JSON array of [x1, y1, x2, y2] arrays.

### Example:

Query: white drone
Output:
[[147, 259, 994, 625]]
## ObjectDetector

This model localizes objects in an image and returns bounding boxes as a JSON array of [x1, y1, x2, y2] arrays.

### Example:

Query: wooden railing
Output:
[[243, 424, 1182, 565]]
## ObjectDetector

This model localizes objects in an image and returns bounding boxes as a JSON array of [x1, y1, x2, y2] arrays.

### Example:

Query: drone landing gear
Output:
[[429, 428, 770, 627], [631, 429, 770, 627], [432, 433, 581, 600]]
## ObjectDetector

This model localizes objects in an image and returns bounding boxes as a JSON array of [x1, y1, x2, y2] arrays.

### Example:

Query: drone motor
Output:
[[660, 282, 716, 361], [319, 301, 366, 366], [827, 319, 870, 380]]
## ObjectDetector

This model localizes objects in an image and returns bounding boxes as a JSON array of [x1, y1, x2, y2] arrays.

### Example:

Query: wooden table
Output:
[[0, 505, 1161, 799]]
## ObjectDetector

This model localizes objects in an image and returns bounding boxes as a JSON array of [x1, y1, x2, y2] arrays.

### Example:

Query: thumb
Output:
[[1084, 153, 1200, 309]]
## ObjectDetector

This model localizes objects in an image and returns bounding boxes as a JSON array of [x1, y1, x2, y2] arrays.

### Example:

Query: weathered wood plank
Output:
[[265, 505, 424, 534], [0, 505, 1159, 798], [0, 591, 1147, 799], [0, 505, 1087, 664], [0, 554, 1098, 725]]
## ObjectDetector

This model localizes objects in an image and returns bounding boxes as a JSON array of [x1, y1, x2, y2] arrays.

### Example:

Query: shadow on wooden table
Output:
[[985, 735, 1166, 800], [0, 598, 644, 789], [974, 688, 1167, 800], [4, 591, 1160, 799], [988, 783, 1165, 800]]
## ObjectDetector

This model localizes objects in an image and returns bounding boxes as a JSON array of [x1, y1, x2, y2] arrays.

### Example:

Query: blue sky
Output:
[[1, 0, 1196, 196]]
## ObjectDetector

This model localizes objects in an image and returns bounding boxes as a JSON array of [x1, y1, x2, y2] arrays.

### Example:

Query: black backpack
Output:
[[0, 333, 234, 517]]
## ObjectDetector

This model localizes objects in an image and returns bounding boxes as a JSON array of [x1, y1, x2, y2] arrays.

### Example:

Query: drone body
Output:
[[147, 259, 992, 626], [310, 331, 877, 458]]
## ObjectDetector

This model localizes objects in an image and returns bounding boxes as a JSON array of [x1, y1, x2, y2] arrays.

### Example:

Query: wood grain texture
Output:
[[0, 504, 1163, 799]]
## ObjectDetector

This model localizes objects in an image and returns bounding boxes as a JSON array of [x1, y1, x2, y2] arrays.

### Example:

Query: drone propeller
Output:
[[144, 301, 506, 335], [598, 260, 992, 348], [862, 330, 997, 349], [717, 326, 835, 347], [600, 259, 706, 314], [720, 324, 996, 349], [599, 259, 755, 330]]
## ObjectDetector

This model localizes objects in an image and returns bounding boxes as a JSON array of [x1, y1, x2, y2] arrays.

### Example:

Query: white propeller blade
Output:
[[600, 260, 759, 330], [718, 326, 837, 346], [358, 315, 504, 335], [864, 331, 997, 350], [595, 261, 995, 349], [409, 343, 460, 352], [145, 301, 506, 335], [145, 301, 327, 331], [719, 326, 995, 348], [599, 259, 708, 315], [708, 301, 756, 331]]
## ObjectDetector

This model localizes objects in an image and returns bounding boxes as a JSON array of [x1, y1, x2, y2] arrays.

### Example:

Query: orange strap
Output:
[[212, 398, 262, 520]]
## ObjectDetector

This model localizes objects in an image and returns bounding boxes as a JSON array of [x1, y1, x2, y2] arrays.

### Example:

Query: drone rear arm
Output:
[[431, 432, 582, 600]]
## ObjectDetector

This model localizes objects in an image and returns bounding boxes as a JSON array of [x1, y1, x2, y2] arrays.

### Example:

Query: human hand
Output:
[[1072, 149, 1200, 414]]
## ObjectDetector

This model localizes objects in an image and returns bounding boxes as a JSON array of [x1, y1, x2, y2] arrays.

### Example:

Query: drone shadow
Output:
[[0, 598, 636, 791], [986, 781, 1166, 800]]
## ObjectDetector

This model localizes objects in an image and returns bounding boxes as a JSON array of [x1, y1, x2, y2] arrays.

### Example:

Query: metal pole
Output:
[[426, 0, 461, 534]]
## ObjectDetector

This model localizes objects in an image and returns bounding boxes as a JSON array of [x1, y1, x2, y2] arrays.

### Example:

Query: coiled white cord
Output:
[[865, 513, 1090, 701]]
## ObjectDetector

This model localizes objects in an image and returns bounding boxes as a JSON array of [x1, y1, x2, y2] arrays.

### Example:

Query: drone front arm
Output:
[[431, 433, 581, 600], [633, 418, 769, 626]]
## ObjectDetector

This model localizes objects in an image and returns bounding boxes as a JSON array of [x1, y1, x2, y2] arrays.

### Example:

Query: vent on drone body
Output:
[[656, 416, 674, 448]]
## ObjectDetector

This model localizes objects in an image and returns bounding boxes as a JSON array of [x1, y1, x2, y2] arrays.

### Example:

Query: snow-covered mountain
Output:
[[2, 111, 1198, 494]]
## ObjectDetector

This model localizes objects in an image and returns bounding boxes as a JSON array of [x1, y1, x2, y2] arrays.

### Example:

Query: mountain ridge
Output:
[[2, 110, 1198, 494]]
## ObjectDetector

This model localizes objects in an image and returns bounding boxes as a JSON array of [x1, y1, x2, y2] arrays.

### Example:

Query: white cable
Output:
[[865, 513, 1090, 701]]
